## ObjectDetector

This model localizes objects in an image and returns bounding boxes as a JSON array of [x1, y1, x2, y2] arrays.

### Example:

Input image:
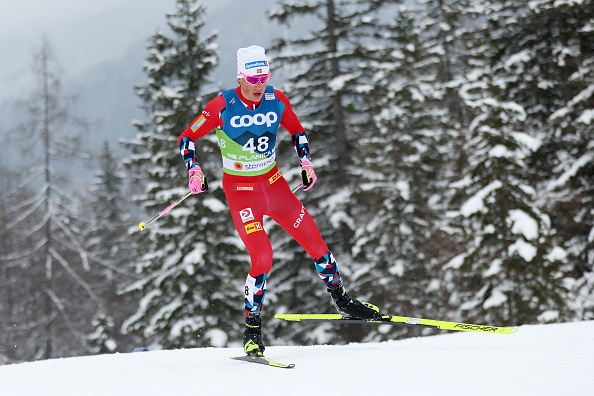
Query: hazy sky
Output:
[[0, 0, 240, 100], [0, 0, 283, 166]]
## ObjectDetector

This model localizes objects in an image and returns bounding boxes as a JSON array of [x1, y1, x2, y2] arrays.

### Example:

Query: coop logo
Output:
[[230, 112, 278, 128]]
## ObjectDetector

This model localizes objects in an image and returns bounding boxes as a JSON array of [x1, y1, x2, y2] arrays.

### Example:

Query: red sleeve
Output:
[[178, 95, 226, 146], [276, 89, 305, 136]]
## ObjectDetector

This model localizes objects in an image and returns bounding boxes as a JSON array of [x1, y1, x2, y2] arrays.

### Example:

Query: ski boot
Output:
[[243, 313, 265, 356], [328, 283, 381, 320]]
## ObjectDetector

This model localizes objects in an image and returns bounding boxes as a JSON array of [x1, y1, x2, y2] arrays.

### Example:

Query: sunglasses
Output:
[[239, 71, 271, 85]]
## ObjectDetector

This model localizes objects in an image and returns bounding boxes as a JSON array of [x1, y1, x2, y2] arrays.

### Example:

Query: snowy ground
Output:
[[1, 321, 592, 395]]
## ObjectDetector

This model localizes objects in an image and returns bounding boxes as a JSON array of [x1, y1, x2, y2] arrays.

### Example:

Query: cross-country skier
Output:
[[178, 45, 380, 357]]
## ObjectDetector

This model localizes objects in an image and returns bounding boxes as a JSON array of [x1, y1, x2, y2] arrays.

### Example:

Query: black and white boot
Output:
[[327, 283, 381, 319], [243, 313, 265, 356]]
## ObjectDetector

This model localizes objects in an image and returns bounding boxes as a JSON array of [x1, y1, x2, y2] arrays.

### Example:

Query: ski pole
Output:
[[139, 190, 193, 231], [292, 183, 303, 193]]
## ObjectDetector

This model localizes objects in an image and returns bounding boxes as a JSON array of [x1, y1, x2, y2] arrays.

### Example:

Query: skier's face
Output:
[[238, 75, 268, 102]]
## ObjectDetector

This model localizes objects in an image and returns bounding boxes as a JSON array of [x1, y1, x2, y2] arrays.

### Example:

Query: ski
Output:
[[274, 313, 518, 334], [230, 355, 295, 369]]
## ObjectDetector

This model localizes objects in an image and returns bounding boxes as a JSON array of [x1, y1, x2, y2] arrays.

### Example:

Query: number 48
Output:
[[243, 136, 269, 153]]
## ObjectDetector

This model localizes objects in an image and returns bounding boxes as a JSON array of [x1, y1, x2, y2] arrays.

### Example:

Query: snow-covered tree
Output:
[[87, 312, 118, 355], [0, 38, 103, 360], [0, 169, 40, 364], [349, 4, 465, 340], [505, 0, 594, 318], [348, 0, 511, 341], [266, 0, 404, 344], [83, 141, 140, 353], [122, 0, 247, 349], [439, 0, 594, 326], [444, 74, 573, 325]]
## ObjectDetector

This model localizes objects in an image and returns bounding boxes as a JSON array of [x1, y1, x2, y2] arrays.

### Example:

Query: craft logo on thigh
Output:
[[269, 171, 281, 185], [245, 221, 263, 234], [293, 205, 306, 228], [240, 208, 254, 223]]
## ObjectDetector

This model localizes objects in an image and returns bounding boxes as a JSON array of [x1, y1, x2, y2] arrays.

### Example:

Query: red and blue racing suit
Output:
[[179, 86, 341, 316]]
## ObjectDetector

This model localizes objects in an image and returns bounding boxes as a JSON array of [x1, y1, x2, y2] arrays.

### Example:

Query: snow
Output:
[[444, 252, 467, 269], [577, 108, 594, 124], [489, 144, 512, 158], [1, 321, 593, 395], [508, 209, 539, 240], [549, 84, 594, 122], [328, 73, 357, 91], [508, 239, 538, 261], [395, 180, 410, 200], [483, 286, 507, 309], [504, 49, 531, 71], [548, 152, 593, 191], [202, 197, 228, 213], [460, 180, 503, 217], [484, 258, 503, 277]]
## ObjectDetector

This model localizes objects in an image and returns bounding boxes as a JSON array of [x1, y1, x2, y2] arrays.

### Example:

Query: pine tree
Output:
[[83, 141, 139, 353], [444, 75, 572, 325], [267, 0, 403, 345], [344, 0, 489, 341], [487, 0, 593, 321], [87, 312, 117, 355], [1, 38, 103, 360], [440, 0, 589, 325], [349, 6, 449, 341], [507, 0, 594, 318], [122, 1, 246, 349], [0, 168, 40, 363]]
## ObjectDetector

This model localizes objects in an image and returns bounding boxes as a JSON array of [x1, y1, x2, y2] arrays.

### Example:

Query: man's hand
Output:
[[188, 165, 208, 194], [300, 160, 317, 191]]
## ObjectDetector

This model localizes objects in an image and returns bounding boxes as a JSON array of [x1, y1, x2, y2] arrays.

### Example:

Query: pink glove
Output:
[[188, 165, 208, 194], [300, 160, 317, 191]]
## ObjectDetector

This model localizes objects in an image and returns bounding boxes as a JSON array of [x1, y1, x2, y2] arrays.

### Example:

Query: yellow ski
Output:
[[274, 313, 518, 334], [230, 355, 295, 368]]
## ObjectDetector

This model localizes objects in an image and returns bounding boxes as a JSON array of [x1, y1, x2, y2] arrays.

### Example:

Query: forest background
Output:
[[0, 0, 592, 364]]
